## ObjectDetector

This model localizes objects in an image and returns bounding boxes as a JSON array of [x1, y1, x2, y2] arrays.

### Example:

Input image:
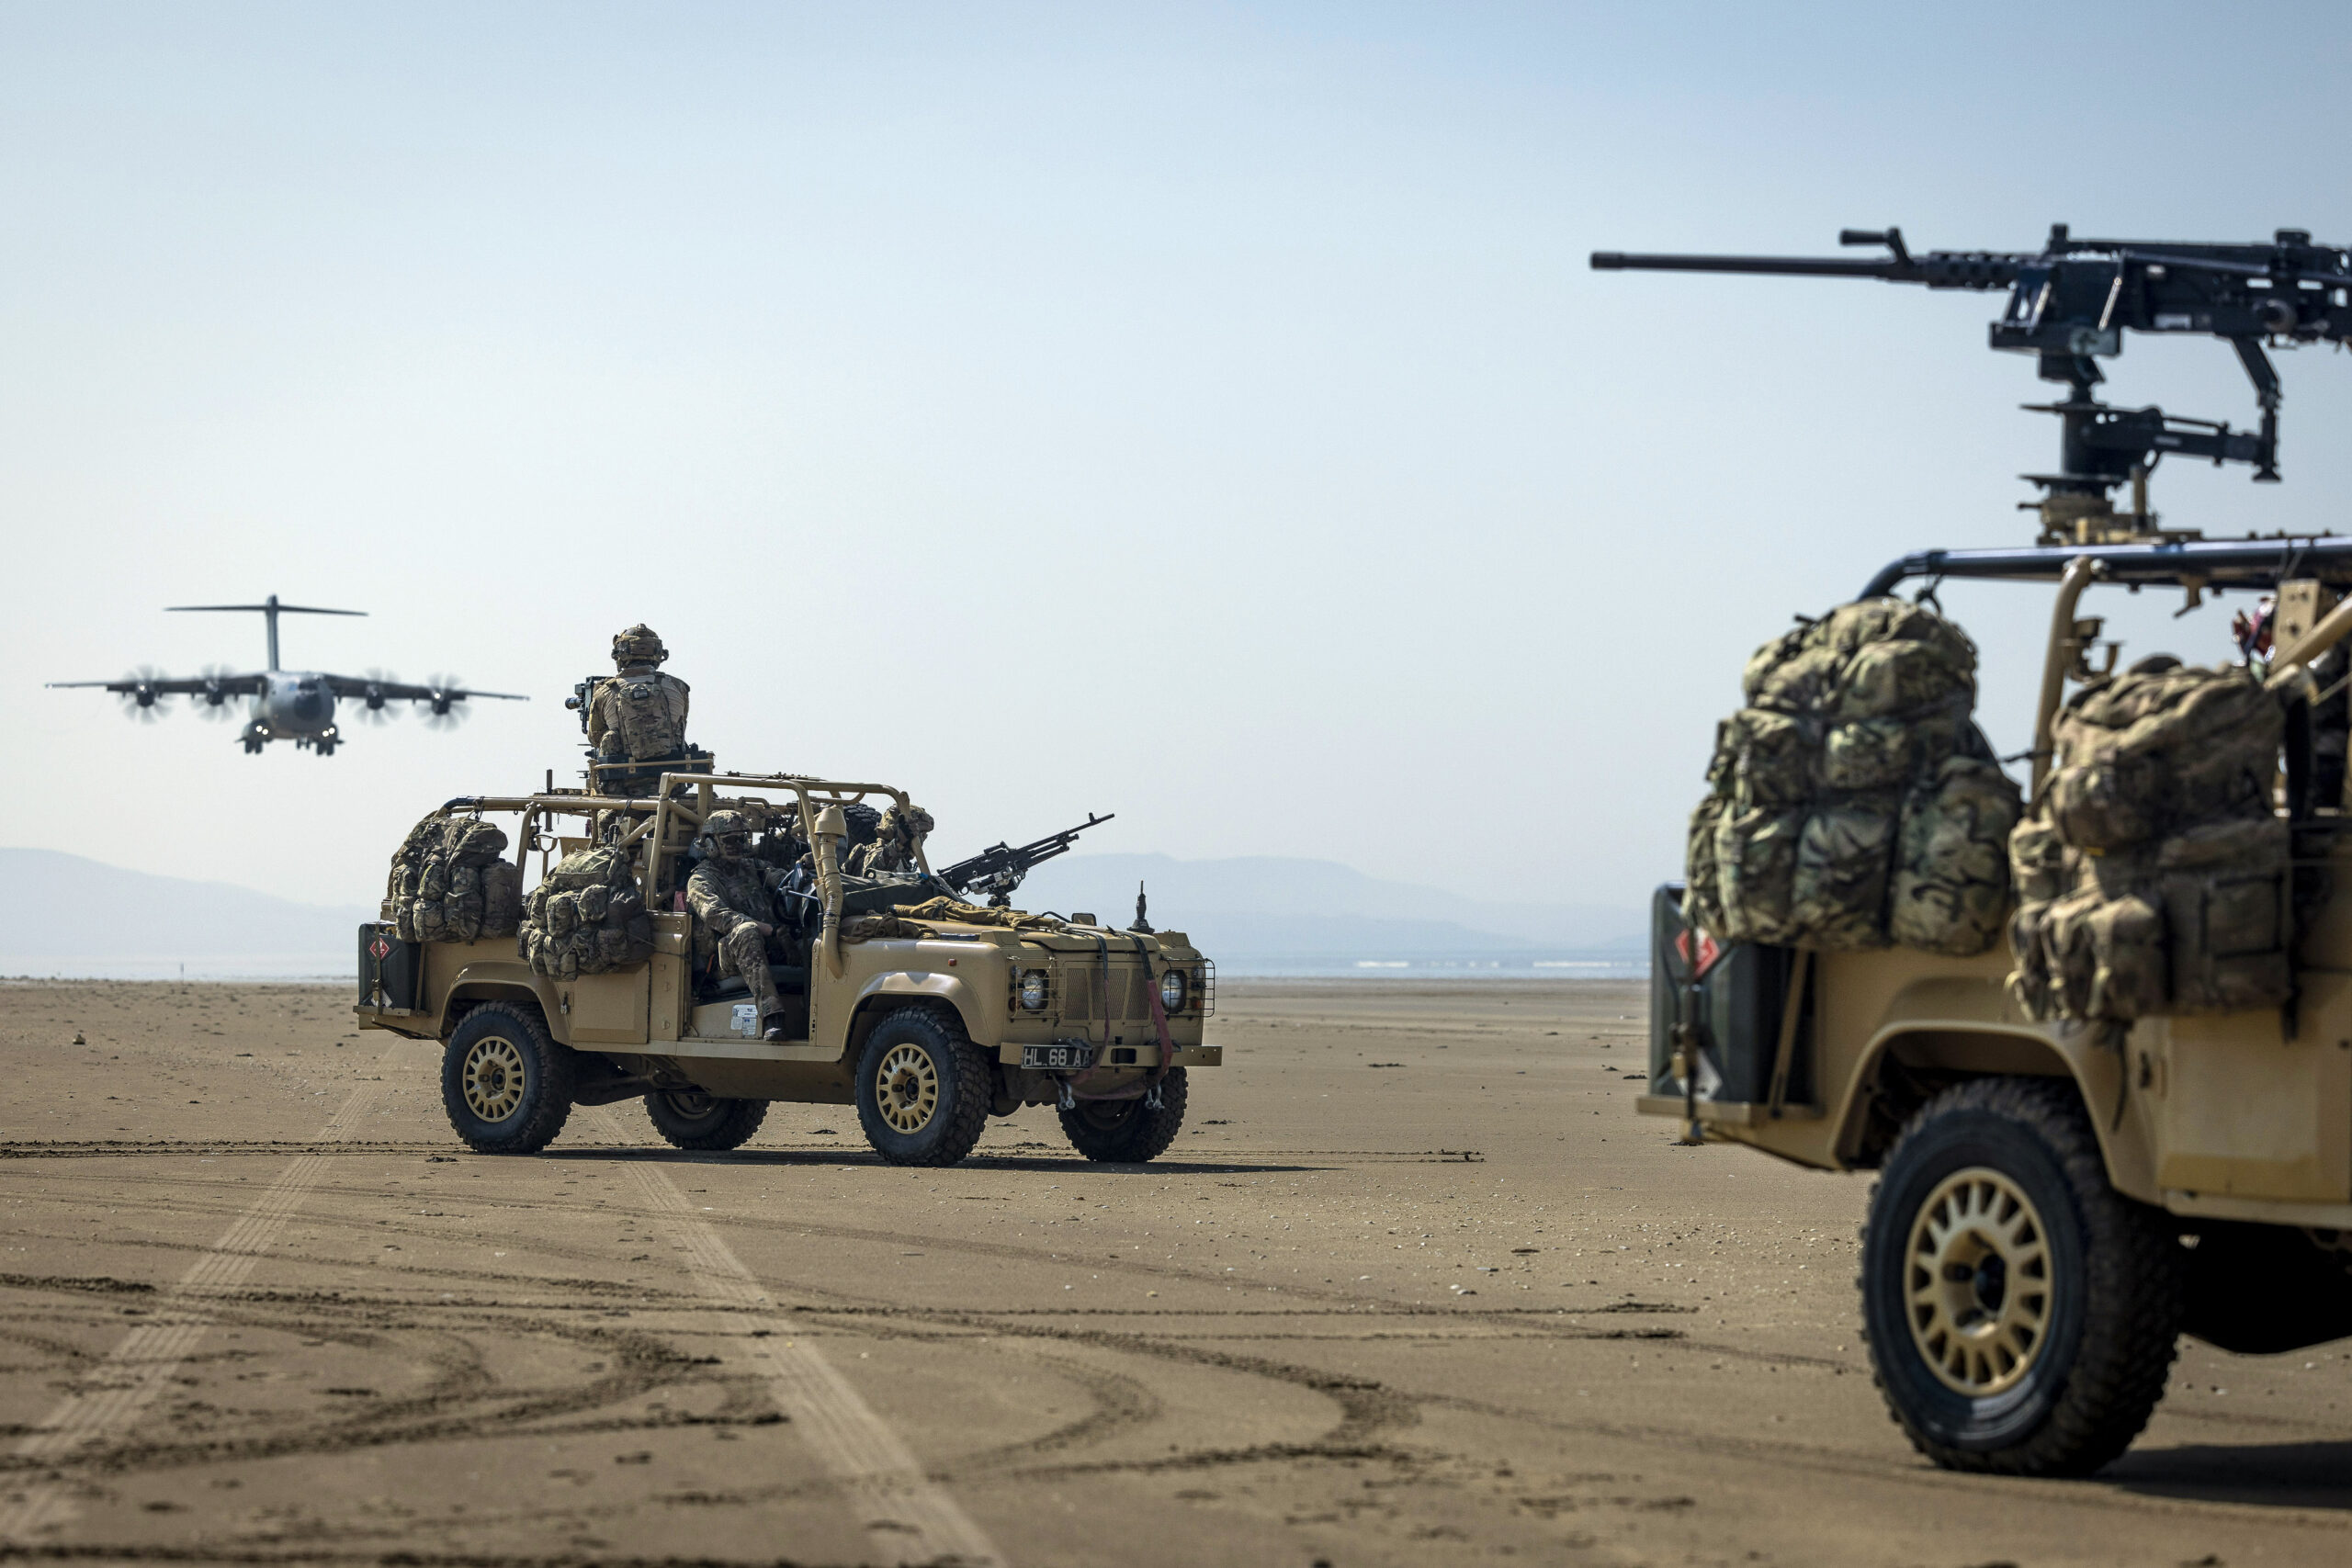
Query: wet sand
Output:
[[0, 977, 2346, 1566]]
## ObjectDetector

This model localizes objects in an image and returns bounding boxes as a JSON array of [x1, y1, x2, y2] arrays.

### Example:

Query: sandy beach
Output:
[[0, 977, 2344, 1565]]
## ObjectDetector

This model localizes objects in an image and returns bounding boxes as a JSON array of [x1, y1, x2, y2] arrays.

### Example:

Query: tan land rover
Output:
[[356, 771, 1218, 1167], [1648, 542, 2352, 1477]]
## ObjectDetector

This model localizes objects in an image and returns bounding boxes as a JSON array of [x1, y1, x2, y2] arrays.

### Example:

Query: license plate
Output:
[[1023, 1043, 1092, 1070]]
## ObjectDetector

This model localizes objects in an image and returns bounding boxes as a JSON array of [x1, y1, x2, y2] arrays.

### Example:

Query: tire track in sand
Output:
[[0, 1042, 415, 1543], [584, 1110, 1000, 1568]]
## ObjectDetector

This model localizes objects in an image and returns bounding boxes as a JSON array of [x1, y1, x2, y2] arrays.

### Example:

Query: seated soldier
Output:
[[848, 803, 933, 878], [685, 809, 793, 1041], [759, 805, 808, 872]]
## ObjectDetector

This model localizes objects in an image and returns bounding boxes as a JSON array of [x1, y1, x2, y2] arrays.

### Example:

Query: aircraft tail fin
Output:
[[165, 594, 365, 671]]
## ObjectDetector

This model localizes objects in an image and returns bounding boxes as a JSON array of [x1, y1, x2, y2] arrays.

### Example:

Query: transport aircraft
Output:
[[47, 595, 525, 755]]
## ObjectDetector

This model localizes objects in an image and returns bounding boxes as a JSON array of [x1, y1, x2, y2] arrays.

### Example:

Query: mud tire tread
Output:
[[439, 1001, 575, 1156], [1057, 1066, 1189, 1164], [856, 1006, 990, 1168], [644, 1092, 770, 1152], [1858, 1075, 2184, 1477]]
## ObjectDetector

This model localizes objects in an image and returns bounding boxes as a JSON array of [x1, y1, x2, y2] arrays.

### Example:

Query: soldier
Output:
[[588, 624, 691, 780], [849, 803, 933, 877], [686, 809, 792, 1041]]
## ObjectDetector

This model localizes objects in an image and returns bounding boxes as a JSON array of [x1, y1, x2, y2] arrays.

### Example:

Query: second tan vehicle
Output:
[[1647, 543, 2352, 1477], [357, 773, 1219, 1167]]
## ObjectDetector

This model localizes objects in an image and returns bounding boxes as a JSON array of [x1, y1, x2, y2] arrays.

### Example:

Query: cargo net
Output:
[[2007, 662, 2290, 1023], [385, 813, 520, 944], [1686, 598, 2022, 957]]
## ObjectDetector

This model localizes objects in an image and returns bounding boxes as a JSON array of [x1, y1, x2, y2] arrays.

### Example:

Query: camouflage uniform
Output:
[[686, 811, 791, 1036], [587, 625, 692, 764], [848, 804, 933, 877]]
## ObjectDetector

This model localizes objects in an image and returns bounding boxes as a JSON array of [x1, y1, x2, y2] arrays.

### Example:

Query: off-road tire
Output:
[[644, 1089, 769, 1152], [1860, 1076, 2185, 1476], [854, 1007, 990, 1168], [440, 1002, 576, 1156], [1058, 1067, 1189, 1163]]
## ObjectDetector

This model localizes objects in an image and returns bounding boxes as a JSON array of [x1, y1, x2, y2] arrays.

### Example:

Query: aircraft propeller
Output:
[[355, 668, 401, 725], [194, 664, 239, 720], [118, 667, 168, 723], [417, 674, 469, 731]]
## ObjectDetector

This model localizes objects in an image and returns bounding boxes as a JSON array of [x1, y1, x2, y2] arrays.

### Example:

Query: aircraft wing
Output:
[[320, 674, 529, 703], [46, 673, 266, 697]]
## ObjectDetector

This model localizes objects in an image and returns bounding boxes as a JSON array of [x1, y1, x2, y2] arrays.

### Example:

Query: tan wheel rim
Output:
[[874, 1043, 940, 1134], [461, 1035, 529, 1122], [1905, 1167, 2052, 1397]]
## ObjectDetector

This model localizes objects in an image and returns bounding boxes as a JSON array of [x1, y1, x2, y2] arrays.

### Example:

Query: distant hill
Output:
[[0, 846, 1645, 974], [0, 848, 372, 964], [1012, 853, 1643, 959]]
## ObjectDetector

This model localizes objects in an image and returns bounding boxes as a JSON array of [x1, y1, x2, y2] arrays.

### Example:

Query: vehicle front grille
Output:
[[1044, 958, 1215, 1023]]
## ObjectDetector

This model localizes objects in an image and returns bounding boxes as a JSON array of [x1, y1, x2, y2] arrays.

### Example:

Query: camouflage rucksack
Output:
[[1689, 598, 2019, 956], [605, 673, 685, 761], [386, 812, 512, 944], [519, 846, 655, 980], [2007, 663, 2290, 1023]]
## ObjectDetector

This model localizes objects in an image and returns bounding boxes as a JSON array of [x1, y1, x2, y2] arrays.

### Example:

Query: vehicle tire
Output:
[[1058, 1067, 1188, 1163], [440, 1002, 576, 1155], [644, 1089, 769, 1152], [854, 1007, 990, 1168], [1859, 1076, 2185, 1476]]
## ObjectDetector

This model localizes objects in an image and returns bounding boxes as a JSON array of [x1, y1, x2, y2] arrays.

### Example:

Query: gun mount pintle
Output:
[[1593, 224, 2352, 547]]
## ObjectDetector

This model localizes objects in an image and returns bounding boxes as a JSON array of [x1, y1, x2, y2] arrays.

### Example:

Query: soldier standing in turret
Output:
[[587, 624, 691, 784]]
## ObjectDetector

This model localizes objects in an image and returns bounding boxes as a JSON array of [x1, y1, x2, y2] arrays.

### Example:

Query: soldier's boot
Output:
[[720, 925, 787, 1038]]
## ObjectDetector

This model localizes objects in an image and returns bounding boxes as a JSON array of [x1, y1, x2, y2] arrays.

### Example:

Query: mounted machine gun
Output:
[[1592, 225, 2352, 543], [934, 813, 1114, 908]]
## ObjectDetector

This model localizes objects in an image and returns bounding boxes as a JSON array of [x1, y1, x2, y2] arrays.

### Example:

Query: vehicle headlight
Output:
[[1019, 969, 1049, 1010], [1159, 969, 1188, 1012]]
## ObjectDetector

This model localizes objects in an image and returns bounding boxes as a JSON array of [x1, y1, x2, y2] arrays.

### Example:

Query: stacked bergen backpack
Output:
[[386, 813, 521, 944], [2007, 662, 2290, 1022], [518, 846, 655, 980], [1686, 599, 2021, 957]]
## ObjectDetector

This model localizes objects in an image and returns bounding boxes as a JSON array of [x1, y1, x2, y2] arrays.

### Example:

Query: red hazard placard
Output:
[[368, 935, 392, 962]]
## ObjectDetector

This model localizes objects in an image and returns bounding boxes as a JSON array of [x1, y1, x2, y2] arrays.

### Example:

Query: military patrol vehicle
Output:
[[1599, 226, 2352, 1477], [355, 770, 1216, 1168]]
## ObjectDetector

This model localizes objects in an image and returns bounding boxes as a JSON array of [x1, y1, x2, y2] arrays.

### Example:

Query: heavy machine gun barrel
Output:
[[1591, 231, 2022, 289], [934, 812, 1114, 907]]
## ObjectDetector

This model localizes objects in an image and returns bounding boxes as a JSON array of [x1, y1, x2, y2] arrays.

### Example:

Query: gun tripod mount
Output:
[[1592, 224, 2352, 546]]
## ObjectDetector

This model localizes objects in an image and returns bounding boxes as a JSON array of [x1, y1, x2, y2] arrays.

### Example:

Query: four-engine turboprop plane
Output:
[[47, 595, 526, 756]]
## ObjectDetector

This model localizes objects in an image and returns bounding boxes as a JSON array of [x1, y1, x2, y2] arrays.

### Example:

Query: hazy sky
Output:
[[6, 3, 2350, 915]]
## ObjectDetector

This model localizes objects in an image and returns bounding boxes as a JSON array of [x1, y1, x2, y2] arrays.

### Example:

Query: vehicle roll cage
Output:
[[433, 773, 925, 976], [1860, 538, 2352, 803], [1863, 536, 2352, 600]]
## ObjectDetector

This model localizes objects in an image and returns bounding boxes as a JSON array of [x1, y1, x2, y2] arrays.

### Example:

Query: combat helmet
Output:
[[879, 804, 935, 841], [703, 809, 752, 856], [612, 624, 668, 668]]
